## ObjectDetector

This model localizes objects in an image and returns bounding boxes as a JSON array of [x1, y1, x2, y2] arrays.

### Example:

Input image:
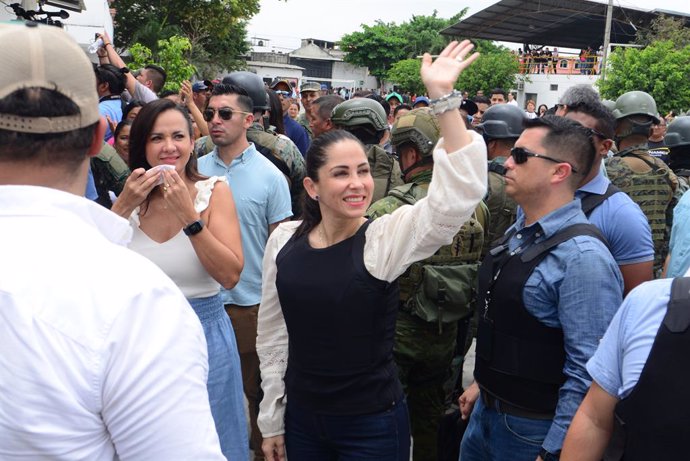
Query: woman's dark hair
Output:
[[267, 89, 286, 135], [128, 99, 205, 188], [538, 104, 549, 116], [114, 118, 133, 140], [294, 130, 365, 238], [123, 99, 144, 119]]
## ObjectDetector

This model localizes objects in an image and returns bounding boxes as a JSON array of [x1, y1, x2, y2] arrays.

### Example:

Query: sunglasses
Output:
[[274, 90, 291, 97], [510, 147, 579, 174], [203, 107, 252, 122]]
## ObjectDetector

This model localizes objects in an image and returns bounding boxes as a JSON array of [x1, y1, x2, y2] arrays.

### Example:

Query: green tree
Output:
[[339, 21, 408, 85], [455, 50, 519, 95], [598, 40, 690, 114], [386, 46, 518, 96], [399, 9, 468, 58], [129, 35, 197, 92], [387, 59, 424, 95], [339, 10, 467, 86], [635, 14, 690, 48], [113, 0, 259, 74]]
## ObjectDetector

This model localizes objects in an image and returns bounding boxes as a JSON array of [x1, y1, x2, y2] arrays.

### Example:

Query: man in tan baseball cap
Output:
[[0, 22, 225, 459]]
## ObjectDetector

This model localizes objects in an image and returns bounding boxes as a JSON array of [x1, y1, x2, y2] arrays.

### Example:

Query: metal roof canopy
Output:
[[441, 0, 690, 50]]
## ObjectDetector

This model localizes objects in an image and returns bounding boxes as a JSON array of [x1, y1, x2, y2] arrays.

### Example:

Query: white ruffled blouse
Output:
[[128, 176, 226, 298]]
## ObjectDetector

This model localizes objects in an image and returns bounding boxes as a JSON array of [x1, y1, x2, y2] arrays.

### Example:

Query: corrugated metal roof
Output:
[[441, 0, 690, 49]]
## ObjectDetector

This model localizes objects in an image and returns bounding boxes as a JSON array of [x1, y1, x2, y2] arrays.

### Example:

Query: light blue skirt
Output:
[[188, 293, 248, 460]]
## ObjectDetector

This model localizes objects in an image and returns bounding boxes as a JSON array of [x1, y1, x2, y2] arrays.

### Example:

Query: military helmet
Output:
[[330, 98, 387, 131], [391, 108, 440, 157], [477, 103, 526, 139], [665, 116, 690, 149], [601, 99, 616, 111], [221, 71, 269, 111], [612, 91, 659, 123]]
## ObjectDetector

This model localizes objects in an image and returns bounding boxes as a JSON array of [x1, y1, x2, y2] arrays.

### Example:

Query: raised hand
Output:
[[179, 80, 193, 108], [420, 40, 480, 99]]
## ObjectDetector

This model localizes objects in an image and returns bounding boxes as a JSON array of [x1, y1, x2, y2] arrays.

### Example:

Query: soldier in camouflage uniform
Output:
[[331, 98, 404, 202], [605, 91, 682, 276], [476, 103, 526, 251], [91, 142, 130, 209], [297, 81, 320, 139], [368, 109, 488, 461], [666, 116, 690, 188], [194, 72, 306, 217]]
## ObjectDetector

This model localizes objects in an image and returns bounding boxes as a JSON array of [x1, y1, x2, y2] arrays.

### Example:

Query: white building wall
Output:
[[0, 0, 114, 55], [247, 64, 302, 83], [332, 61, 376, 90], [515, 74, 600, 109]]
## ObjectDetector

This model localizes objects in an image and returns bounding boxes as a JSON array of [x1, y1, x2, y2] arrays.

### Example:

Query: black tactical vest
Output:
[[475, 223, 607, 413], [275, 221, 403, 414], [604, 277, 690, 461]]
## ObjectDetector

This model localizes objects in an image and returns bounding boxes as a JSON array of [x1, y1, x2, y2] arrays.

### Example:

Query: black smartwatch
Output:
[[183, 219, 204, 236]]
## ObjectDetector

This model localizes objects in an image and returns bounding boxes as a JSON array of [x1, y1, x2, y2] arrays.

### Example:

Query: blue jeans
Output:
[[459, 397, 551, 461], [188, 294, 248, 461], [285, 399, 411, 460]]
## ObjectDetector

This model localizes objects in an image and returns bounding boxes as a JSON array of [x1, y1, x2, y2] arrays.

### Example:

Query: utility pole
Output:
[[601, 0, 614, 80]]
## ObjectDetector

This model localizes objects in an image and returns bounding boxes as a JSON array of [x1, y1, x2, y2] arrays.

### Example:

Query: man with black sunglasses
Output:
[[459, 115, 623, 461], [197, 83, 293, 460]]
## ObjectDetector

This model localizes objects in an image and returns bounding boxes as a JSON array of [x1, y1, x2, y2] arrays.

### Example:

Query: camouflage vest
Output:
[[606, 148, 674, 273], [366, 144, 404, 203], [484, 159, 517, 254], [91, 142, 130, 209], [385, 181, 488, 331]]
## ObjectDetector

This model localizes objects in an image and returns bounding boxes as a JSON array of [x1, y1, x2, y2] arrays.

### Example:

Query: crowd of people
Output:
[[4, 19, 690, 461], [513, 46, 602, 75]]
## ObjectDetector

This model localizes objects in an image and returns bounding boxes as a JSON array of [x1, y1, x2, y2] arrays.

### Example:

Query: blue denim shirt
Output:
[[507, 199, 623, 453]]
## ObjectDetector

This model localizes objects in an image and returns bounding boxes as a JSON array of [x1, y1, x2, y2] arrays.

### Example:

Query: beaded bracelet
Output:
[[430, 90, 463, 116]]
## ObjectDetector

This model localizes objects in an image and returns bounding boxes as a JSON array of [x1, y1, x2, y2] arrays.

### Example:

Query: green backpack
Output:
[[388, 183, 489, 332]]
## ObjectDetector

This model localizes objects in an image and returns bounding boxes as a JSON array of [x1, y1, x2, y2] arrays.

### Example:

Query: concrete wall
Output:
[[0, 0, 114, 54], [332, 61, 377, 90], [515, 73, 600, 109], [247, 64, 302, 84]]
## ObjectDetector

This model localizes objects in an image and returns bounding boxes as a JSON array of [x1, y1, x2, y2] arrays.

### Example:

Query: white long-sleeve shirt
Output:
[[0, 186, 224, 460], [256, 131, 488, 437]]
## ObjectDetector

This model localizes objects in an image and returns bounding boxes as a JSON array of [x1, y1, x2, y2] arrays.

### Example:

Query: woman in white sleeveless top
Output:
[[112, 99, 247, 460]]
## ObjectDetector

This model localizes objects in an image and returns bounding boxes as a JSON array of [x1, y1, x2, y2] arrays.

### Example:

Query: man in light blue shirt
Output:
[[563, 100, 654, 294], [562, 271, 690, 460], [666, 189, 690, 277], [460, 116, 623, 461], [197, 83, 292, 455]]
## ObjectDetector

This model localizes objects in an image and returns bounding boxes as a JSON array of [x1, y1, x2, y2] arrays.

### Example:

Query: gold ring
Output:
[[163, 185, 169, 192]]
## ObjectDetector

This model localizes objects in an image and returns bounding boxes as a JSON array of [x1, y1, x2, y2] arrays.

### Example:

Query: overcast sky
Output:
[[247, 0, 690, 51]]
